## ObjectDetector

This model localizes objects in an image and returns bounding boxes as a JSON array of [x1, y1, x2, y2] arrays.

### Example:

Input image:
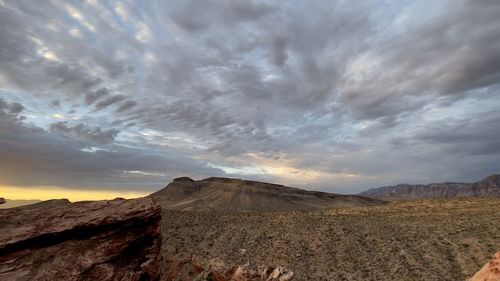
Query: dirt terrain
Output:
[[159, 197, 500, 281]]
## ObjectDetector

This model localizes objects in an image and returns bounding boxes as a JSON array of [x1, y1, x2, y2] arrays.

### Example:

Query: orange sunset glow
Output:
[[0, 186, 149, 202]]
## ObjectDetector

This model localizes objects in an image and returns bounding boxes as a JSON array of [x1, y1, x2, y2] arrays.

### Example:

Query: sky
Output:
[[1, 0, 500, 200]]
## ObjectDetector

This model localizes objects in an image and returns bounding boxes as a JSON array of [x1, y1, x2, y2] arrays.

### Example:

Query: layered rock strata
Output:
[[0, 197, 162, 281]]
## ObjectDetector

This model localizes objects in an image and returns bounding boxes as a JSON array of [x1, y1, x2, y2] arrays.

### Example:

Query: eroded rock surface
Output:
[[163, 257, 294, 281], [0, 197, 162, 281], [469, 252, 500, 281]]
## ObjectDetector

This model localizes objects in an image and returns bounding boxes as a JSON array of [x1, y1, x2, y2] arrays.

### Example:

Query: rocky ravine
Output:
[[359, 174, 500, 200], [0, 197, 162, 281], [152, 177, 384, 212]]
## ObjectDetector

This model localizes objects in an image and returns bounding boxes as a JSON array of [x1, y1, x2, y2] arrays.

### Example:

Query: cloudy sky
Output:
[[1, 0, 500, 199]]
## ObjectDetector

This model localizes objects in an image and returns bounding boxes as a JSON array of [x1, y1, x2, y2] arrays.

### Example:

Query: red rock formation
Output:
[[0, 197, 162, 281], [469, 252, 500, 281]]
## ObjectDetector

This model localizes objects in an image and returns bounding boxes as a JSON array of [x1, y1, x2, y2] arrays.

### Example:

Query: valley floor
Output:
[[160, 198, 500, 281]]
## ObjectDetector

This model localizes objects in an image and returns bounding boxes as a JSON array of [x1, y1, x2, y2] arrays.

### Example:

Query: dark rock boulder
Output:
[[0, 197, 162, 281]]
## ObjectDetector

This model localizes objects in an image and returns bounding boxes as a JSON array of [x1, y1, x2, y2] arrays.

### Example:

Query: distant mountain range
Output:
[[0, 199, 42, 209], [3, 174, 499, 211], [151, 176, 385, 212], [359, 174, 500, 200]]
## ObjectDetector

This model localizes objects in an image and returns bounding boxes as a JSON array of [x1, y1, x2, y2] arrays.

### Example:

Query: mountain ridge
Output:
[[359, 174, 500, 200], [151, 176, 385, 212]]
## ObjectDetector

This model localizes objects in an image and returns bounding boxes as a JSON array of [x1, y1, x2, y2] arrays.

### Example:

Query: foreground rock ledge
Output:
[[469, 252, 500, 281], [0, 197, 162, 281]]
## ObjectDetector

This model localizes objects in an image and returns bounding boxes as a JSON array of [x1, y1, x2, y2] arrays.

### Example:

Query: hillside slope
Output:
[[359, 174, 500, 200], [151, 177, 384, 212], [0, 199, 42, 209]]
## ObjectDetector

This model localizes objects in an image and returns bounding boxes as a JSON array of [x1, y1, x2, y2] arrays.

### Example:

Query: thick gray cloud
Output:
[[339, 0, 500, 123], [270, 36, 288, 67], [94, 95, 125, 110], [0, 0, 499, 194], [418, 109, 500, 156], [49, 122, 120, 145], [0, 98, 224, 190], [116, 100, 138, 112], [8, 102, 23, 114], [171, 0, 273, 31], [85, 88, 109, 105]]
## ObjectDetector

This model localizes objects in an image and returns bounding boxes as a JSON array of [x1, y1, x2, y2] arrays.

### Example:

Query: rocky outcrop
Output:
[[203, 265, 293, 281], [469, 175, 500, 197], [152, 177, 384, 212], [163, 258, 294, 281], [359, 174, 500, 200], [0, 197, 162, 281], [0, 198, 5, 204], [469, 252, 500, 281], [359, 182, 471, 200]]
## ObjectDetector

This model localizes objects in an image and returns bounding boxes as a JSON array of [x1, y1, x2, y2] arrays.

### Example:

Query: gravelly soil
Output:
[[160, 197, 500, 281]]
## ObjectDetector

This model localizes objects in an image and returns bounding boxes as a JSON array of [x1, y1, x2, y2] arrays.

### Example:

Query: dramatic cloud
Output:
[[0, 0, 499, 194], [49, 122, 120, 145], [116, 100, 138, 112], [85, 88, 109, 105], [0, 98, 223, 190], [94, 95, 125, 110]]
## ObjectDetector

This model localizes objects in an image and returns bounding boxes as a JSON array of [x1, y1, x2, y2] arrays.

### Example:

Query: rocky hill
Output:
[[151, 177, 384, 212], [359, 174, 500, 200], [0, 197, 162, 281]]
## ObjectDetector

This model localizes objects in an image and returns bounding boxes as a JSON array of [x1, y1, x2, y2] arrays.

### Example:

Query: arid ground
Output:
[[160, 197, 500, 281]]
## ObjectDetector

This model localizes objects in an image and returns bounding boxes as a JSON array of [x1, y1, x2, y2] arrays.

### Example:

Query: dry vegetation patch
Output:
[[160, 198, 500, 281]]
